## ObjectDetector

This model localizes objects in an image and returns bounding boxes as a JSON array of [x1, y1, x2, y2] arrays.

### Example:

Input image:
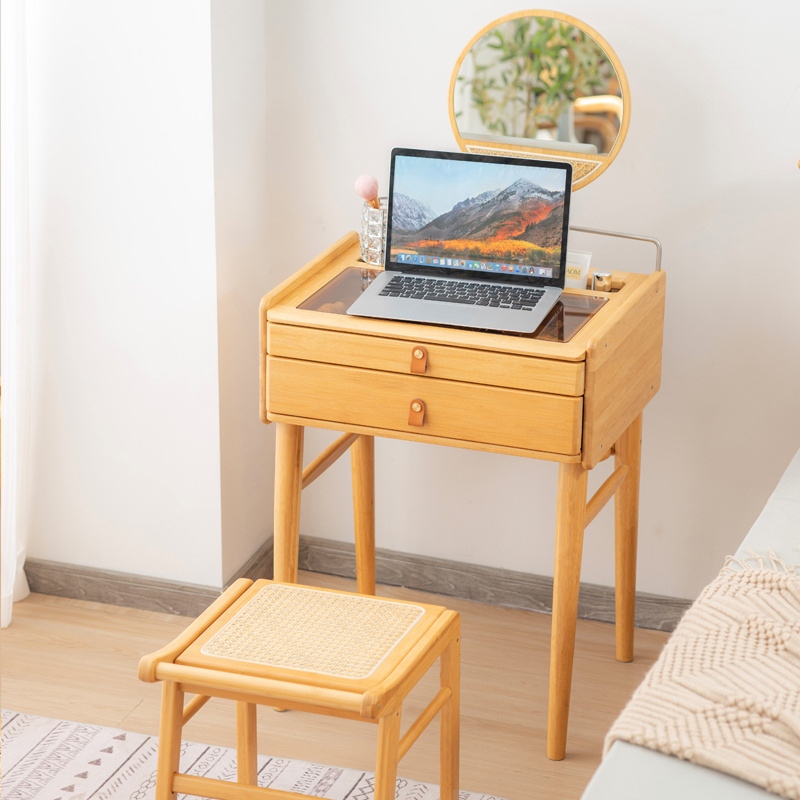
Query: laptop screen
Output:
[[385, 148, 571, 288]]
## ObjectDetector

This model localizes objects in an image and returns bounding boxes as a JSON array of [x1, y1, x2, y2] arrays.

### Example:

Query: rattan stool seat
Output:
[[139, 579, 460, 800], [191, 583, 426, 680]]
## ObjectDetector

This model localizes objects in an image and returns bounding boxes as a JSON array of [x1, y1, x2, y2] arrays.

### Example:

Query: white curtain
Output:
[[1, 0, 33, 628]]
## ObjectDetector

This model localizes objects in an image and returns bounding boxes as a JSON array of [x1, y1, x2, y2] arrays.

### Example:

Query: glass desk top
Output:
[[298, 267, 608, 343]]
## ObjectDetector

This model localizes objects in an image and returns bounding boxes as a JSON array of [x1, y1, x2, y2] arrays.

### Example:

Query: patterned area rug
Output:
[[1, 710, 506, 800]]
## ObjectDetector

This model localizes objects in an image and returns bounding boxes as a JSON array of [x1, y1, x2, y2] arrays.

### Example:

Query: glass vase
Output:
[[359, 197, 388, 266]]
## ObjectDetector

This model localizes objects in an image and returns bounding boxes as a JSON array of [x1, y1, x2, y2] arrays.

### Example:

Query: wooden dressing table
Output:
[[259, 231, 666, 760]]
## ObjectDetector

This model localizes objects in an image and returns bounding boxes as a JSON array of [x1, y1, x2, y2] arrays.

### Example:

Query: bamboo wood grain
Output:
[[398, 687, 451, 760], [156, 662, 366, 714], [547, 461, 589, 760], [374, 712, 402, 800], [583, 270, 666, 468], [362, 611, 461, 719], [156, 681, 184, 800], [440, 631, 461, 800], [173, 774, 311, 800], [259, 296, 269, 424], [268, 358, 583, 456], [259, 233, 361, 424], [177, 683, 371, 723], [301, 432, 359, 489], [584, 464, 629, 528], [599, 444, 616, 462], [268, 323, 585, 396], [351, 434, 376, 595], [267, 412, 581, 464], [460, 138, 609, 177], [144, 580, 462, 800], [236, 702, 258, 785], [614, 413, 643, 663], [269, 303, 591, 362], [585, 272, 666, 375], [138, 579, 253, 682], [182, 694, 211, 724], [274, 424, 304, 583]]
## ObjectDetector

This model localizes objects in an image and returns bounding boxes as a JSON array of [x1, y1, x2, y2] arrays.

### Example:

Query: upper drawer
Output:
[[268, 324, 584, 397]]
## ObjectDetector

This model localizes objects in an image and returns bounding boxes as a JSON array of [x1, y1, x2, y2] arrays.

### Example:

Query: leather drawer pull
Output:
[[408, 399, 426, 427], [410, 346, 428, 374]]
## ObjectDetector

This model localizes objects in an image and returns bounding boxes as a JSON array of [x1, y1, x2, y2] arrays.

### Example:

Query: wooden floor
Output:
[[1, 571, 668, 800]]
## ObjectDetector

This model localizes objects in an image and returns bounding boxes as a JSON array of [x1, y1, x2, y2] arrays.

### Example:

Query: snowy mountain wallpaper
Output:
[[389, 155, 567, 271]]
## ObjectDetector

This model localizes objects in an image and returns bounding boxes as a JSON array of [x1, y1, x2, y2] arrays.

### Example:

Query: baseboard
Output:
[[24, 539, 274, 619], [24, 559, 222, 618], [298, 535, 691, 632], [25, 535, 689, 631]]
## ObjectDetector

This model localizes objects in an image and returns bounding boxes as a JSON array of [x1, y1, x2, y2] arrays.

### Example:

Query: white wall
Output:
[[25, 1, 216, 587], [25, 0, 274, 589], [210, 0, 275, 581], [24, 0, 800, 603], [263, 0, 800, 601]]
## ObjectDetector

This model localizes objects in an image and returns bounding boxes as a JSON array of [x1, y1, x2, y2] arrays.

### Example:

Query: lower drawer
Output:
[[267, 357, 583, 455]]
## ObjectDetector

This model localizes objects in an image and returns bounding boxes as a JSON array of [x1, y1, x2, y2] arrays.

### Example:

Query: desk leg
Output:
[[614, 413, 642, 663], [351, 434, 376, 595], [547, 460, 588, 761], [274, 422, 304, 584]]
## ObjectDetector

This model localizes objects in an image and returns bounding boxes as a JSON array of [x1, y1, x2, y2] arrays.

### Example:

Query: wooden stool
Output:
[[139, 579, 461, 800]]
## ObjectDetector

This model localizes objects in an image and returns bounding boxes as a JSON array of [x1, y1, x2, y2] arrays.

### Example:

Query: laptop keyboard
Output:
[[378, 275, 545, 310]]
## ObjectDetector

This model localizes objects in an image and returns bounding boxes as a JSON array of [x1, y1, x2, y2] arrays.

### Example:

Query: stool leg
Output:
[[351, 434, 376, 595], [155, 681, 184, 800], [374, 711, 401, 800], [547, 460, 588, 761], [615, 413, 642, 663], [440, 629, 460, 800], [236, 701, 258, 785], [274, 422, 304, 583]]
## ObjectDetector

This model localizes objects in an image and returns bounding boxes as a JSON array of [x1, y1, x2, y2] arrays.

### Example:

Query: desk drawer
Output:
[[268, 323, 584, 397], [268, 357, 583, 455]]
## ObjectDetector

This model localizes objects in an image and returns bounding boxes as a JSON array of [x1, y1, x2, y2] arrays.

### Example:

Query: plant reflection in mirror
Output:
[[458, 16, 611, 140]]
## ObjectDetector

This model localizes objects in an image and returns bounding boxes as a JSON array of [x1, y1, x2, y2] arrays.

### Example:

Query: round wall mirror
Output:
[[449, 10, 630, 189]]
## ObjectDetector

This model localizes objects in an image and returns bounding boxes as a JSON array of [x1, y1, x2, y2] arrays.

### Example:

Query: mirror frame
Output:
[[448, 9, 630, 190]]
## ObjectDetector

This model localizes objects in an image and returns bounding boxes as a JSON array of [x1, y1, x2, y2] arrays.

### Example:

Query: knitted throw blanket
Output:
[[605, 566, 800, 799]]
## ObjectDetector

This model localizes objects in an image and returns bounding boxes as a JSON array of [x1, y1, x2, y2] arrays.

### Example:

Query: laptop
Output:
[[347, 148, 572, 334]]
